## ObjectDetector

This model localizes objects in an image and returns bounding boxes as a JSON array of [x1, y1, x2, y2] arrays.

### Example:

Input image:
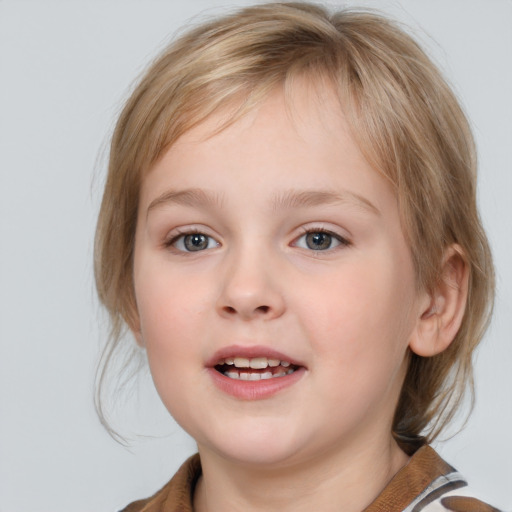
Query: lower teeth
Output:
[[224, 369, 294, 380]]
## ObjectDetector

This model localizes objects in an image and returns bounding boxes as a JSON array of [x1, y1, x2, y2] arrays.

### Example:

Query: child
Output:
[[94, 3, 499, 511]]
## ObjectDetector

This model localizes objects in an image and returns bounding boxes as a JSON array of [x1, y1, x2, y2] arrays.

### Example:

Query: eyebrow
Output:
[[146, 187, 380, 217], [271, 189, 380, 216], [147, 188, 224, 216]]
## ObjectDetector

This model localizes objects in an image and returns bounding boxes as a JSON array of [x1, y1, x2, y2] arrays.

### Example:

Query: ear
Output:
[[409, 245, 469, 357]]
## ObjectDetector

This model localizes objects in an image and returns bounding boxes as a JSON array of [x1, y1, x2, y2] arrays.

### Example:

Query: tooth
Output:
[[274, 370, 286, 378], [248, 373, 261, 381], [234, 357, 250, 368], [261, 371, 273, 380], [249, 357, 268, 369], [225, 371, 240, 379], [225, 357, 234, 365], [281, 361, 290, 367], [240, 372, 250, 380], [286, 369, 294, 375], [268, 359, 280, 367]]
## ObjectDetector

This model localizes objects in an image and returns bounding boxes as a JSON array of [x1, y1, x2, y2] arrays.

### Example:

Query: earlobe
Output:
[[409, 245, 469, 357]]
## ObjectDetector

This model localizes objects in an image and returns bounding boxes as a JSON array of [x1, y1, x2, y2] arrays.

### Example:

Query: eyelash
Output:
[[293, 227, 351, 252], [163, 227, 351, 254], [164, 229, 219, 253]]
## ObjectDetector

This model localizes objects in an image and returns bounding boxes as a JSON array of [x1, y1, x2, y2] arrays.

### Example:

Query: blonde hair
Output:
[[95, 2, 494, 449]]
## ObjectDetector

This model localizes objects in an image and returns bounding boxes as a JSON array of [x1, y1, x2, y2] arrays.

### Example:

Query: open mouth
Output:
[[214, 356, 299, 381]]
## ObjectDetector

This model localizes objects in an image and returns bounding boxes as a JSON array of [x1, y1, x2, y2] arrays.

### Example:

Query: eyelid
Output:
[[291, 226, 351, 251], [161, 224, 350, 253], [163, 226, 220, 252]]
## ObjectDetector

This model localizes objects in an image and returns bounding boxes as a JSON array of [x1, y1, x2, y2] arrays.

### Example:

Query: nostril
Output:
[[221, 305, 271, 316]]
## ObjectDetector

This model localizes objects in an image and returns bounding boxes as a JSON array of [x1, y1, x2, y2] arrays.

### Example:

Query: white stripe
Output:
[[402, 471, 467, 512]]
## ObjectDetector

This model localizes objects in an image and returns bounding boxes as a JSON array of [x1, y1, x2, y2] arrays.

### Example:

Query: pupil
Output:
[[185, 234, 208, 251], [306, 232, 331, 250]]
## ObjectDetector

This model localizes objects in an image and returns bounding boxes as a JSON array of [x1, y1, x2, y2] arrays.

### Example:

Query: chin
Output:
[[212, 442, 303, 468], [195, 419, 312, 469]]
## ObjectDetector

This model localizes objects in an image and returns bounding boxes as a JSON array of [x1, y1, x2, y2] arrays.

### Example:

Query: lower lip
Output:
[[207, 367, 306, 400]]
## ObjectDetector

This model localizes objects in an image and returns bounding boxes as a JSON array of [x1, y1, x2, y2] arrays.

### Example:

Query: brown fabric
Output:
[[119, 454, 200, 512], [118, 446, 493, 512], [363, 445, 458, 511], [441, 496, 502, 512]]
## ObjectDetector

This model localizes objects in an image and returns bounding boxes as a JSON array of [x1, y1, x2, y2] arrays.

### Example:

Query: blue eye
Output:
[[171, 233, 219, 252], [294, 230, 346, 251]]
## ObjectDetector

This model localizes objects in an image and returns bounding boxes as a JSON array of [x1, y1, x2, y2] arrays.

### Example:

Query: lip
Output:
[[205, 345, 305, 368], [206, 344, 306, 400], [207, 366, 306, 400]]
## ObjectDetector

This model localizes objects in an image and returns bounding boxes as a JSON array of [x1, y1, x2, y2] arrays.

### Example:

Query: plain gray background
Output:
[[0, 1, 511, 511]]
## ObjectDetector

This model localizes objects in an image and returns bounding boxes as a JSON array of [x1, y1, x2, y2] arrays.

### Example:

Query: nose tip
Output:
[[216, 261, 285, 321]]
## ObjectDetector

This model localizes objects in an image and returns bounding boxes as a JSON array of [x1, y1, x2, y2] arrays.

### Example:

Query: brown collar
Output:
[[120, 453, 200, 512], [363, 445, 463, 511], [120, 446, 463, 512]]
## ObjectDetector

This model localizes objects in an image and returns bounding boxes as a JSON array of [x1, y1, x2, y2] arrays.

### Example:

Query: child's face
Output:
[[132, 84, 425, 467]]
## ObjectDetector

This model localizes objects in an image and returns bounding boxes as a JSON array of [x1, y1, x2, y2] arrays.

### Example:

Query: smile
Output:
[[207, 346, 306, 400], [214, 356, 297, 380]]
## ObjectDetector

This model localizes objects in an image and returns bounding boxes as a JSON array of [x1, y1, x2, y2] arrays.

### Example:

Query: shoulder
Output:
[[118, 454, 201, 512], [364, 445, 503, 512], [421, 487, 503, 512]]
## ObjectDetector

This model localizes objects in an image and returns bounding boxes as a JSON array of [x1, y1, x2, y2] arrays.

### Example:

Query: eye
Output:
[[293, 230, 348, 251], [170, 232, 219, 252]]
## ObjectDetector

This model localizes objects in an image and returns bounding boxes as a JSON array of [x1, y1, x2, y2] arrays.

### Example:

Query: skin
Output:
[[131, 82, 466, 512]]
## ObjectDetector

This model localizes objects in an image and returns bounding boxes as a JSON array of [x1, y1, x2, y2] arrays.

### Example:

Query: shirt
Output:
[[119, 445, 501, 511]]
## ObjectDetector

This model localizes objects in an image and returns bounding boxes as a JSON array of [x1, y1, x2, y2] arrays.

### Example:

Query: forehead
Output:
[[151, 80, 361, 178], [139, 81, 399, 225], [152, 76, 351, 159]]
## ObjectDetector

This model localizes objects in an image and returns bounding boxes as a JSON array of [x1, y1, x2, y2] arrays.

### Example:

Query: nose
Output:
[[216, 248, 286, 321]]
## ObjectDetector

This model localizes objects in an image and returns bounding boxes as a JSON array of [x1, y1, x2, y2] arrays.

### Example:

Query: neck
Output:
[[194, 436, 409, 512]]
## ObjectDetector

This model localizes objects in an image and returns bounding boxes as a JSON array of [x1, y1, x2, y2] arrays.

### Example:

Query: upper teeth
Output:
[[220, 357, 289, 369]]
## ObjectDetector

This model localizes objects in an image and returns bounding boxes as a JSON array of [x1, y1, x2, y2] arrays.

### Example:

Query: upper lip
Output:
[[206, 344, 305, 368]]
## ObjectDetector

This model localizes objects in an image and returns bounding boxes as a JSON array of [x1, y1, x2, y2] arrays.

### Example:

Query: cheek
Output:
[[296, 251, 417, 368], [136, 253, 206, 323], [133, 270, 207, 415], [134, 261, 211, 366]]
